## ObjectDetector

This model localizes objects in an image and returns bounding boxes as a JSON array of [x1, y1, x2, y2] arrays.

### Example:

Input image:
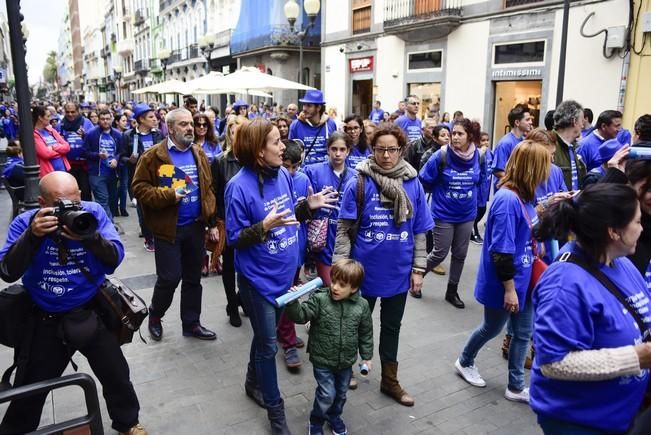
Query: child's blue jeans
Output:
[[310, 366, 352, 428]]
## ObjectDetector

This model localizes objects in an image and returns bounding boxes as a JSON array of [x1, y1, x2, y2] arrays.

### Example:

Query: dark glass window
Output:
[[494, 41, 545, 64], [408, 51, 442, 70]]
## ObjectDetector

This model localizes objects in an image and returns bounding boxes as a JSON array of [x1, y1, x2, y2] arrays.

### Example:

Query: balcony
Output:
[[231, 24, 320, 55], [504, 0, 547, 7], [189, 43, 199, 59], [134, 59, 149, 74], [384, 0, 462, 42], [133, 9, 145, 26], [117, 38, 134, 56]]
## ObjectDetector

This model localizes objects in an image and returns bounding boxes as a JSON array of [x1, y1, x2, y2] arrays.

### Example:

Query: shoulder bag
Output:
[[307, 167, 347, 252]]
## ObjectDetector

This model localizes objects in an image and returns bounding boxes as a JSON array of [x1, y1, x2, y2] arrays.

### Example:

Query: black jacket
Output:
[[405, 135, 438, 170], [117, 128, 165, 166], [211, 151, 242, 220]]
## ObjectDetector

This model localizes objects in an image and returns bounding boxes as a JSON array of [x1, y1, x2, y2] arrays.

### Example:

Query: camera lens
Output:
[[62, 211, 98, 238]]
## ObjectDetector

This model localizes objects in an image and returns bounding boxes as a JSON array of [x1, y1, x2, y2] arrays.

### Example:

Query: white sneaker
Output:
[[455, 359, 486, 387], [504, 387, 530, 403], [131, 198, 137, 208]]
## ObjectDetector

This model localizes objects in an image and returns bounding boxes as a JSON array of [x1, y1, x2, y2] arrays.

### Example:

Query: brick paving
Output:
[[0, 190, 540, 434]]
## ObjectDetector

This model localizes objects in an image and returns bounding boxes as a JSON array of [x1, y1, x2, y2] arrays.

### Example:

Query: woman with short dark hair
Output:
[[225, 117, 337, 434], [530, 183, 651, 434], [333, 122, 433, 407]]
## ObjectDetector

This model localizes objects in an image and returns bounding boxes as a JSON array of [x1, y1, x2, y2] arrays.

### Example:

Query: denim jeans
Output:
[[89, 172, 118, 221], [118, 164, 130, 211], [538, 415, 616, 435], [459, 299, 534, 391], [310, 366, 352, 428], [238, 275, 283, 407]]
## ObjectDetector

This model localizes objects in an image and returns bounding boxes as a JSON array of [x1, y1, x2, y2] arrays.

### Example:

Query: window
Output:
[[494, 40, 545, 65], [408, 50, 442, 70], [352, 0, 371, 34]]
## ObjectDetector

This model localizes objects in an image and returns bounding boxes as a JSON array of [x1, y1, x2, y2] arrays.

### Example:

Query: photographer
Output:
[[0, 172, 146, 435]]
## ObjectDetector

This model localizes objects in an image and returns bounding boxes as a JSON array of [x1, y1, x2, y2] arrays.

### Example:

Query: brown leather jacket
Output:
[[132, 140, 217, 242]]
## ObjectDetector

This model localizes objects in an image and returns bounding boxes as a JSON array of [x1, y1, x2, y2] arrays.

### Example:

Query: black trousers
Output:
[[0, 314, 140, 434], [221, 244, 238, 310], [151, 222, 204, 328], [69, 165, 92, 201], [363, 292, 408, 362]]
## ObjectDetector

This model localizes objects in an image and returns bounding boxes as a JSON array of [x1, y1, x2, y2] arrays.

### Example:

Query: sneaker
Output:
[[432, 264, 446, 275], [295, 336, 305, 348], [328, 417, 347, 435], [120, 423, 147, 435], [470, 234, 483, 245], [309, 423, 324, 435], [131, 198, 137, 208], [455, 359, 486, 387], [284, 347, 302, 369], [144, 238, 155, 252], [504, 387, 530, 403]]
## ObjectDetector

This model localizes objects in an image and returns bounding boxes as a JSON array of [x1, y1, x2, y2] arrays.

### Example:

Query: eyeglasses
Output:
[[196, 123, 208, 128], [374, 147, 401, 155]]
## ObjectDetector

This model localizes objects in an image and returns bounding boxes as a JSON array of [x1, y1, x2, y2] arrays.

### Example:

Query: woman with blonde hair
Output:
[[454, 140, 551, 405], [212, 115, 250, 327]]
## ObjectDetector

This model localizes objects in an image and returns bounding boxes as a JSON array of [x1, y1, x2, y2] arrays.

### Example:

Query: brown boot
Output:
[[380, 361, 414, 407]]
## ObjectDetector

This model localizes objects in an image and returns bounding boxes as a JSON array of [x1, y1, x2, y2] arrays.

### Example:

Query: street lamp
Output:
[[284, 0, 320, 87], [113, 65, 122, 102], [157, 48, 171, 81], [198, 33, 217, 73]]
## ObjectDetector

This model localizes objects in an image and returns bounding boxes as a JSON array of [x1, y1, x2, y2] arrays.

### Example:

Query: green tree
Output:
[[43, 51, 58, 85]]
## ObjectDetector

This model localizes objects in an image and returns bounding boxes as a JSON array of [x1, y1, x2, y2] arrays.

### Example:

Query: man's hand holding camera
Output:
[[31, 208, 86, 241]]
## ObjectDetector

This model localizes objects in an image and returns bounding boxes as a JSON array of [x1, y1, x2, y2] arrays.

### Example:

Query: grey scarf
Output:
[[356, 156, 417, 225]]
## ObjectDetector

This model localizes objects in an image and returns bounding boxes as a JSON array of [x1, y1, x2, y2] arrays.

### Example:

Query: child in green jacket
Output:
[[285, 259, 373, 435]]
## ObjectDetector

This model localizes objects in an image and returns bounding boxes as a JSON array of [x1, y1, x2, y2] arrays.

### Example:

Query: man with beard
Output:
[[288, 89, 337, 166], [58, 102, 94, 200], [132, 109, 218, 341], [490, 105, 533, 188]]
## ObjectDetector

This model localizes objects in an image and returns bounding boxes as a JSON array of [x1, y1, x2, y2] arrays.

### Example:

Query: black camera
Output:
[[53, 199, 98, 239]]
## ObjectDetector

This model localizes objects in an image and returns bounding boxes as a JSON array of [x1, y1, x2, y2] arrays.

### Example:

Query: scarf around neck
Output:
[[256, 165, 280, 197], [449, 143, 477, 161], [356, 156, 416, 225], [60, 115, 84, 133]]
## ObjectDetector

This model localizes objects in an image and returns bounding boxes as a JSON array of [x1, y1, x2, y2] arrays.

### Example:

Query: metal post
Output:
[[6, 0, 38, 210], [555, 0, 570, 106]]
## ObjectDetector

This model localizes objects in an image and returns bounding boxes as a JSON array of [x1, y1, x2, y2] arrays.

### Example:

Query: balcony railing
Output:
[[134, 59, 149, 73], [189, 43, 199, 59], [384, 0, 462, 26], [149, 58, 161, 70], [231, 25, 320, 55], [504, 0, 546, 7]]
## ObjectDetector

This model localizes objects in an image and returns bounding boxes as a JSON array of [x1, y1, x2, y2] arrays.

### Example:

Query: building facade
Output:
[[323, 0, 631, 140]]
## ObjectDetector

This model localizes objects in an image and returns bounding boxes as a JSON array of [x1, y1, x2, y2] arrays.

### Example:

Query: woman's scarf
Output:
[[449, 143, 477, 161], [256, 165, 280, 197], [356, 156, 417, 225]]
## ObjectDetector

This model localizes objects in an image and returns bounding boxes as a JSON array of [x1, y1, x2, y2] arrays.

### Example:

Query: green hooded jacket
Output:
[[553, 131, 587, 189], [285, 288, 373, 370]]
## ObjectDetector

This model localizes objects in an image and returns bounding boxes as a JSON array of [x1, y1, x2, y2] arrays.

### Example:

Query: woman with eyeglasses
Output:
[[333, 122, 433, 407], [194, 112, 221, 165], [343, 115, 370, 169], [417, 119, 488, 308]]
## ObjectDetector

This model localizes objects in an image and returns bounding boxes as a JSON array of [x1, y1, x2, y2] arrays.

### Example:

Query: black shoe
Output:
[[120, 209, 129, 217], [183, 324, 217, 340], [227, 305, 242, 327], [148, 314, 163, 341], [445, 283, 465, 309]]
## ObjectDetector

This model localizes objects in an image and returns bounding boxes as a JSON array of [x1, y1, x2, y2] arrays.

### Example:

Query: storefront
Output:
[[349, 56, 374, 117], [404, 44, 445, 119]]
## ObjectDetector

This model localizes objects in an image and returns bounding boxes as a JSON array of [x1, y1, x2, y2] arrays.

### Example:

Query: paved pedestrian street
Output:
[[0, 191, 539, 434]]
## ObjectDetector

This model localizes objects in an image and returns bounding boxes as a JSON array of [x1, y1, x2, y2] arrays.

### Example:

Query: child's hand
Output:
[[362, 360, 372, 371], [287, 285, 300, 304]]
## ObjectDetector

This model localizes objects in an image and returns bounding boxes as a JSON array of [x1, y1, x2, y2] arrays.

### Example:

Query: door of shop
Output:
[[492, 80, 542, 143], [352, 79, 373, 118], [408, 82, 441, 120]]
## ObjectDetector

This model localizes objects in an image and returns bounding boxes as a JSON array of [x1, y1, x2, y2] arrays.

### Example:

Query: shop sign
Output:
[[349, 57, 374, 73], [492, 68, 542, 79]]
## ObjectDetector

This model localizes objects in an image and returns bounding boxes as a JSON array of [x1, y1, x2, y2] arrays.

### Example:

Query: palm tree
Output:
[[42, 51, 58, 87]]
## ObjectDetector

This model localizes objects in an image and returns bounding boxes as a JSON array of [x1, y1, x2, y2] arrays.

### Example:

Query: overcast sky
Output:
[[3, 0, 66, 85]]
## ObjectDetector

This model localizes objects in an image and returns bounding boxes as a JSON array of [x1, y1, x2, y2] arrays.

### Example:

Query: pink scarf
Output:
[[449, 143, 477, 161]]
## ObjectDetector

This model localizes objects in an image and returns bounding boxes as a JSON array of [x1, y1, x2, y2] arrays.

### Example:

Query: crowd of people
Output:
[[0, 89, 651, 435]]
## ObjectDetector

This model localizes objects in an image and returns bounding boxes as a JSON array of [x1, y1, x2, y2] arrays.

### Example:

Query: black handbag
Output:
[[0, 284, 32, 348], [94, 277, 148, 345]]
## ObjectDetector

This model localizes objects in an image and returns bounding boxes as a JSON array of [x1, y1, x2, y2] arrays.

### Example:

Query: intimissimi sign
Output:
[[492, 68, 542, 80]]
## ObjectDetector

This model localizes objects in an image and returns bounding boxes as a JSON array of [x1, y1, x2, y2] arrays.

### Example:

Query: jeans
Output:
[[150, 222, 204, 327], [0, 314, 140, 434], [89, 172, 118, 221], [310, 366, 352, 428], [238, 275, 283, 407], [459, 299, 534, 391], [538, 415, 617, 435], [426, 220, 474, 285], [118, 164, 130, 212], [364, 292, 407, 362]]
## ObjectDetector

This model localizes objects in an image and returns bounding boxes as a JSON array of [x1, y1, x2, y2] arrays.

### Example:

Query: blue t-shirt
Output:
[[291, 171, 310, 268], [140, 133, 154, 151], [339, 175, 433, 298], [2, 117, 17, 140], [0, 201, 124, 312], [419, 147, 486, 223], [491, 132, 523, 190], [369, 108, 385, 124], [2, 156, 23, 180], [60, 129, 85, 162], [581, 126, 595, 138], [202, 141, 222, 164], [477, 148, 493, 207], [39, 129, 66, 172], [226, 166, 300, 304], [578, 131, 605, 171], [346, 146, 371, 169], [288, 119, 338, 166], [394, 115, 422, 142], [168, 146, 201, 226], [530, 245, 651, 433], [474, 188, 537, 311], [534, 164, 568, 205], [98, 132, 117, 176], [304, 162, 356, 266]]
